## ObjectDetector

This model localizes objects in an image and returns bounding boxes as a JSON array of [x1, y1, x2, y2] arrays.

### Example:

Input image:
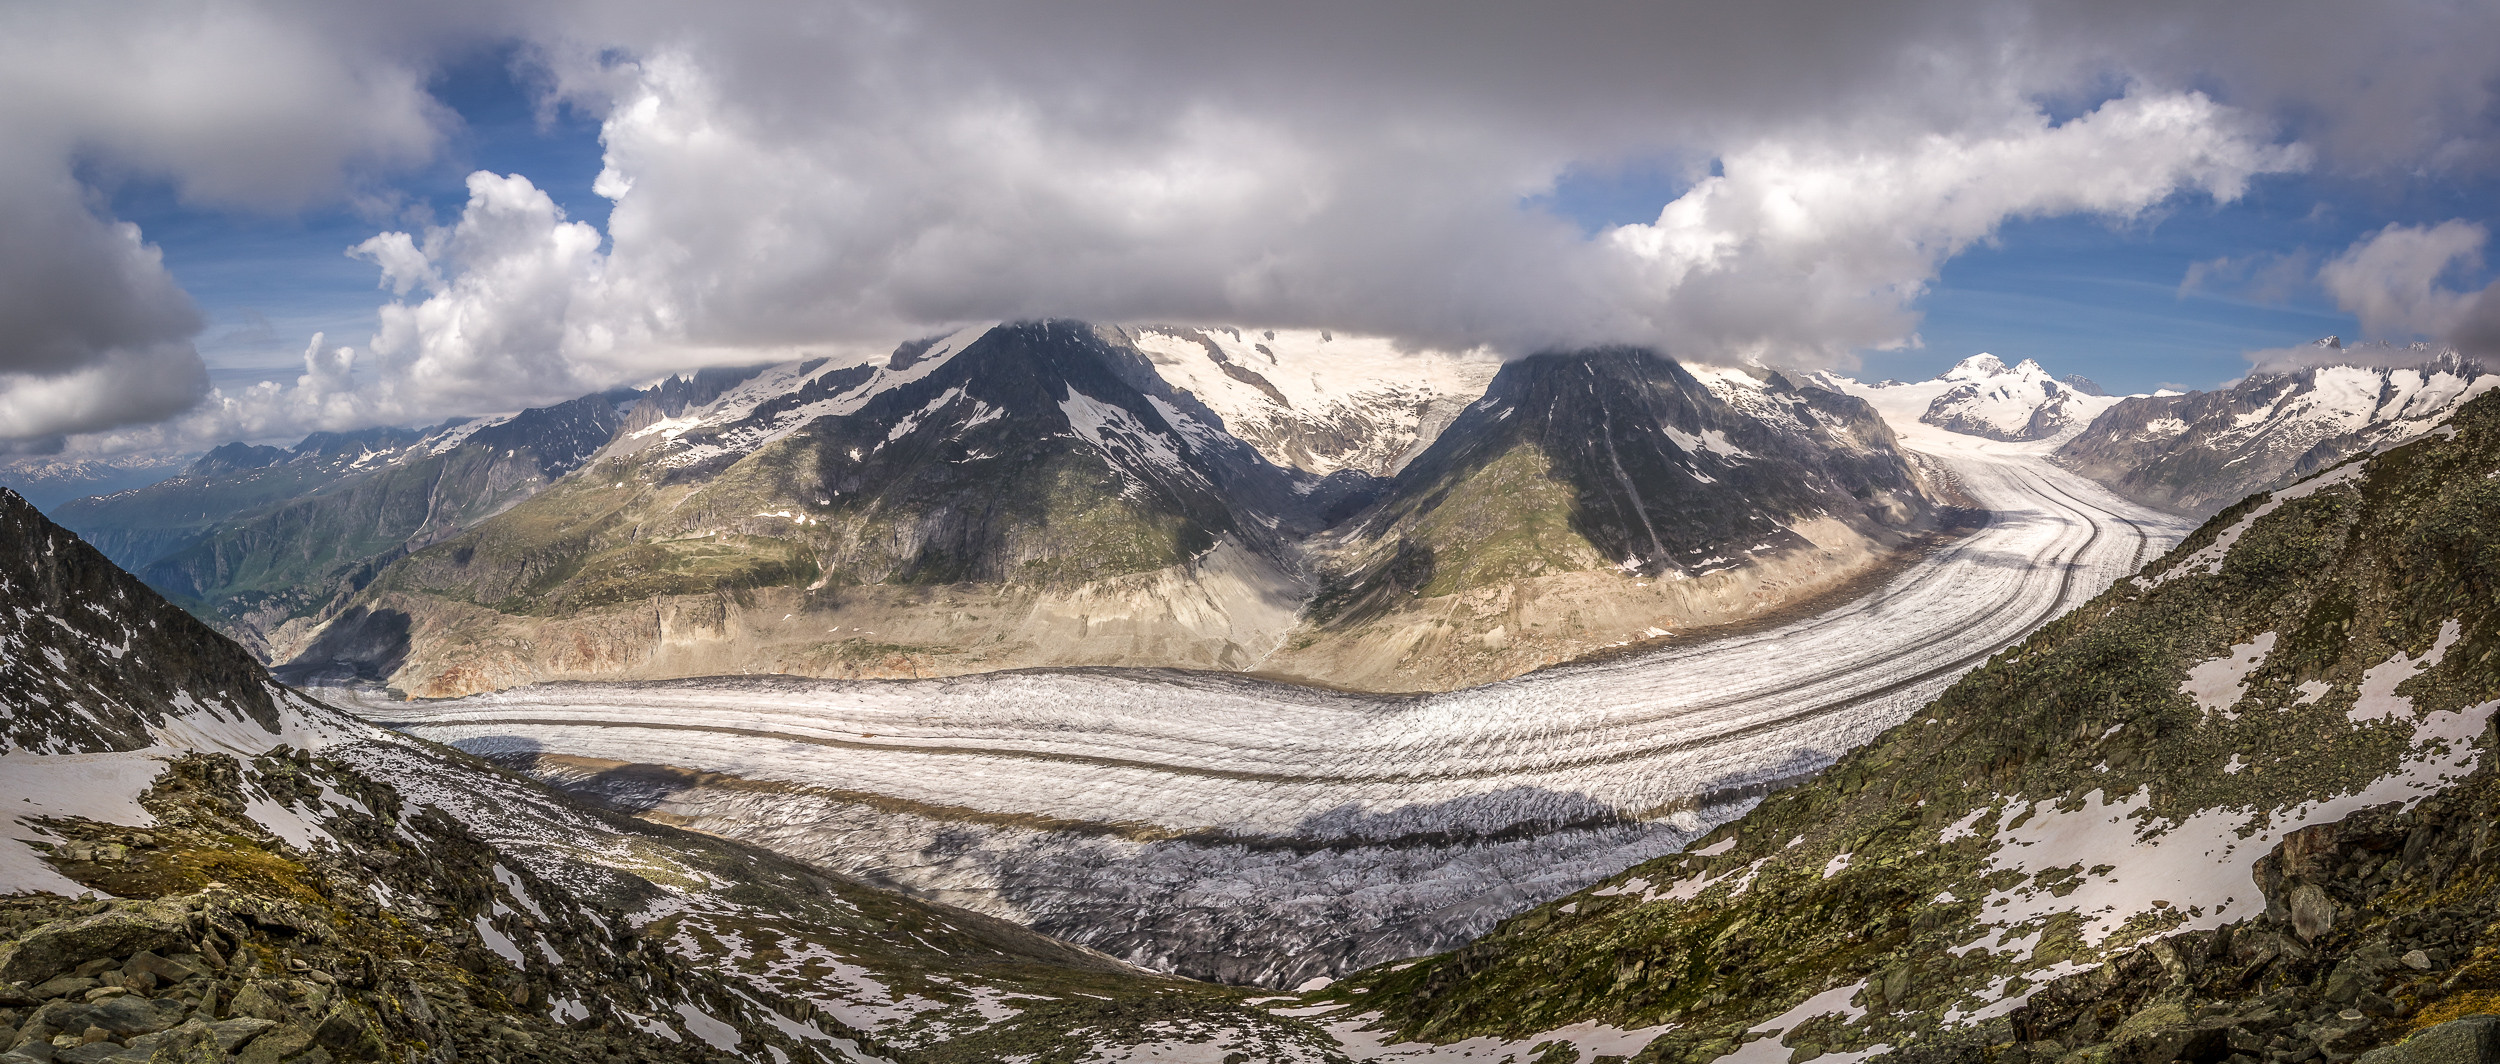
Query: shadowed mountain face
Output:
[[1261, 349, 1940, 689], [1339, 349, 1928, 586], [50, 395, 634, 658], [1307, 387, 2500, 1063], [2058, 346, 2498, 516], [0, 488, 285, 753]]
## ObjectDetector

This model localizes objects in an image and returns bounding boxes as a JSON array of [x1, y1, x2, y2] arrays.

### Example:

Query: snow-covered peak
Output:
[[1941, 352, 2006, 381], [2057, 348, 2500, 514], [1937, 352, 2057, 385], [1916, 353, 2117, 443], [619, 322, 996, 469], [1123, 325, 1499, 476]]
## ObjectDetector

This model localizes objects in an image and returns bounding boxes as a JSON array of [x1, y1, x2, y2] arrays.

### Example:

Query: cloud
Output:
[[12, 0, 2500, 452], [2317, 220, 2489, 338], [0, 164, 208, 438], [0, 0, 457, 442], [1604, 90, 2301, 361], [326, 38, 2294, 400]]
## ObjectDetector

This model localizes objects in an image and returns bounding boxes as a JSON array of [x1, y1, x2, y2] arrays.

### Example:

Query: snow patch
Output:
[[2179, 633, 2277, 717]]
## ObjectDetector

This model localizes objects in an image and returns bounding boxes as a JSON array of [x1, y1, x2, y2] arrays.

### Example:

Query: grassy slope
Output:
[[365, 426, 1205, 622], [1318, 394, 2500, 1061]]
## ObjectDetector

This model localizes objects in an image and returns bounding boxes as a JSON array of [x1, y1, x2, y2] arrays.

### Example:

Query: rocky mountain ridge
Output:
[[234, 322, 1942, 697], [2056, 339, 2498, 516], [51, 395, 637, 660]]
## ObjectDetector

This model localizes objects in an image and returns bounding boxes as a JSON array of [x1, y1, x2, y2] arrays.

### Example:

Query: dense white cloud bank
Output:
[[5, 0, 2500, 450]]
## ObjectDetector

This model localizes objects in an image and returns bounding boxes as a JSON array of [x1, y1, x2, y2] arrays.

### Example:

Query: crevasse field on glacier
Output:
[[357, 383, 2191, 989]]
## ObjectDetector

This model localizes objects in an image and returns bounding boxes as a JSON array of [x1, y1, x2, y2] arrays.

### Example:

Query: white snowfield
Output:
[[361, 384, 2193, 1001], [1125, 326, 1501, 476], [2131, 357, 2497, 462], [1906, 353, 2122, 442]]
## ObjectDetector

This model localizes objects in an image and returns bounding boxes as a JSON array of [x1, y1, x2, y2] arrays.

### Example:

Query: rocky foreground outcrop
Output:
[[0, 750, 770, 1064]]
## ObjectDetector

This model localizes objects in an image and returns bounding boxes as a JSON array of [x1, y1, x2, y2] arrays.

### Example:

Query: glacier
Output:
[[354, 398, 2190, 988]]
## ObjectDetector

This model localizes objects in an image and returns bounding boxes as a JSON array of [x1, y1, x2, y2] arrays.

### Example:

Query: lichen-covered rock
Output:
[[2359, 1016, 2500, 1064], [0, 905, 193, 986]]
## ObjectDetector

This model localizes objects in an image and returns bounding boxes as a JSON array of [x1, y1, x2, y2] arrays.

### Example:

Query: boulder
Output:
[[224, 983, 294, 1025], [0, 904, 192, 985], [205, 1017, 274, 1053], [232, 1023, 310, 1064], [117, 954, 198, 988], [2356, 1016, 2500, 1064], [25, 978, 91, 1002], [84, 996, 182, 1038]]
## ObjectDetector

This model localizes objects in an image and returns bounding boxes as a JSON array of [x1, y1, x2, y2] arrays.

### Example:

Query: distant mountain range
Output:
[[47, 326, 2486, 697], [47, 321, 1947, 697], [50, 393, 636, 660], [299, 322, 1943, 696], [2058, 338, 2498, 515]]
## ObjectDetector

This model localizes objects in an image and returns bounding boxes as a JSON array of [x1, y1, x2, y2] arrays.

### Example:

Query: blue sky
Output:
[[104, 47, 611, 397], [1541, 163, 2500, 392]]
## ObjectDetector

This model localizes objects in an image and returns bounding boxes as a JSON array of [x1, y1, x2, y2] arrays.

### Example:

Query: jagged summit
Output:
[[1917, 351, 2118, 442], [1938, 352, 2031, 381]]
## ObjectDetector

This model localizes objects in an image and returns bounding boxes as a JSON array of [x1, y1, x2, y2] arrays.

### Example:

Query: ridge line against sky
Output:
[[4, 0, 2500, 462]]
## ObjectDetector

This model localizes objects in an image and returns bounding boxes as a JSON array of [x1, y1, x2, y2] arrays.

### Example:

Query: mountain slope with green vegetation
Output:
[[1300, 388, 2500, 1062], [50, 396, 630, 658], [293, 321, 1341, 695]]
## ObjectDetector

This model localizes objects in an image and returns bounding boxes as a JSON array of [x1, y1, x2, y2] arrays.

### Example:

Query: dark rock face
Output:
[[0, 488, 284, 754], [1324, 349, 1931, 600]]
